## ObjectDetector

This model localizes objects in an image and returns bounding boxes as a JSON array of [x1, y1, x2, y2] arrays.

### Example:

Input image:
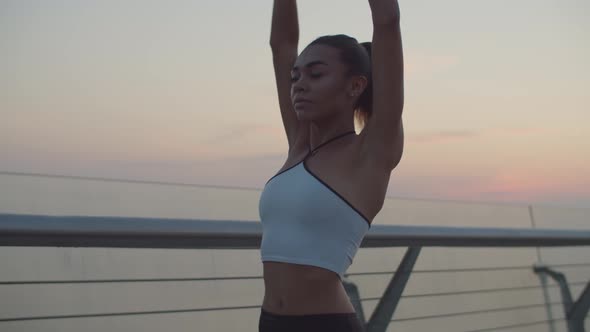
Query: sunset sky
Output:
[[1, 0, 589, 208]]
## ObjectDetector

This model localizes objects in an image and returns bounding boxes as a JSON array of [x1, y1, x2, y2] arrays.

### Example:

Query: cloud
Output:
[[201, 124, 284, 144], [487, 127, 555, 137], [406, 126, 555, 144], [408, 130, 479, 144]]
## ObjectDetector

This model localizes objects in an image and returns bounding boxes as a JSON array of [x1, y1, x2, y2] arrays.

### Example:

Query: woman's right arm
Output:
[[270, 0, 300, 151]]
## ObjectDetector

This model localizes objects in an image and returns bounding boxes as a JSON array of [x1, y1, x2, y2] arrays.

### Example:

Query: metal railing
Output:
[[1, 213, 589, 332]]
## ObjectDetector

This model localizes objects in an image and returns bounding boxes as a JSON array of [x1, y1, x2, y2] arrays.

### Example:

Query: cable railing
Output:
[[1, 213, 589, 332]]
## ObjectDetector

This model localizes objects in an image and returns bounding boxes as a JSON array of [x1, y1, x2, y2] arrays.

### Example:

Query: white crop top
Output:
[[258, 131, 371, 280]]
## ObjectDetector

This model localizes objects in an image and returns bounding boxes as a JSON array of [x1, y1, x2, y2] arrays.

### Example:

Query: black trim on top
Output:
[[264, 130, 356, 186], [263, 129, 371, 228], [309, 130, 356, 155], [302, 160, 372, 228], [264, 161, 302, 186]]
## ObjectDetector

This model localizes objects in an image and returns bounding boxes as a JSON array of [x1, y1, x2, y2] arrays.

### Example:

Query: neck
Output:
[[308, 117, 356, 151]]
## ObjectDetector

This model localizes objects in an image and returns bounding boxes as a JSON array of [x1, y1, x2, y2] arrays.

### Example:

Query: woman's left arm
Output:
[[363, 0, 404, 170]]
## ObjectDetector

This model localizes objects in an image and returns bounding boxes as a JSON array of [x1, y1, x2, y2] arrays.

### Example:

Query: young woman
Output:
[[258, 0, 404, 331]]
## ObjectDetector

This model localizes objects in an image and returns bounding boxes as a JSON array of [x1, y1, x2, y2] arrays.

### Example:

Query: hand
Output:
[[368, 0, 400, 25]]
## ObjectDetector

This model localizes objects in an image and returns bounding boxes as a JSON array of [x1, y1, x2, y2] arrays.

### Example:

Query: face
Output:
[[290, 44, 361, 121]]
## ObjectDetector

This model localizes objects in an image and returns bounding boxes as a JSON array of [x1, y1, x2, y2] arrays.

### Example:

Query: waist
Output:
[[262, 261, 354, 315], [263, 260, 341, 282]]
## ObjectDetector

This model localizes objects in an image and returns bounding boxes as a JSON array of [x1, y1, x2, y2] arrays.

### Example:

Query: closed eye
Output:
[[290, 73, 323, 82]]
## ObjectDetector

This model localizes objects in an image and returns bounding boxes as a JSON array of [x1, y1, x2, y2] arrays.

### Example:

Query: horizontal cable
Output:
[[0, 287, 585, 323], [1, 263, 587, 285], [402, 284, 558, 299], [0, 275, 262, 285], [347, 265, 536, 277], [0, 266, 536, 285], [461, 317, 565, 332], [1, 277, 586, 289], [390, 302, 561, 322], [412, 266, 531, 273], [360, 281, 587, 302], [0, 171, 529, 207], [347, 264, 590, 278], [0, 304, 262, 322], [0, 171, 260, 192], [545, 262, 590, 268]]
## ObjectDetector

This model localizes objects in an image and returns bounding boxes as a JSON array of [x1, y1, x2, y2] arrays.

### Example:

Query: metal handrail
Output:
[[1, 213, 589, 248]]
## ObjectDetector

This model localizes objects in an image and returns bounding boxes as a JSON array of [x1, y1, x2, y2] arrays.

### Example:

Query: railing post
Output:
[[534, 265, 590, 332], [365, 246, 421, 332], [569, 283, 590, 332], [343, 279, 366, 325]]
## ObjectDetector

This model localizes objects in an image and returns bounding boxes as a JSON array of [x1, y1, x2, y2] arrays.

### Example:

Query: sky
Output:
[[1, 0, 589, 208]]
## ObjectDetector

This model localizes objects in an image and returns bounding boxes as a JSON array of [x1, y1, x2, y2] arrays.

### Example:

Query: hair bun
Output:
[[360, 42, 372, 57]]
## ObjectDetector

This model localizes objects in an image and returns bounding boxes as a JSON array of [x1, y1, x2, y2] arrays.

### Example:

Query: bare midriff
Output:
[[261, 261, 356, 315]]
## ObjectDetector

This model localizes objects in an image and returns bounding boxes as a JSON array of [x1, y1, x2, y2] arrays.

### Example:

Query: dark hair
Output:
[[308, 35, 372, 131]]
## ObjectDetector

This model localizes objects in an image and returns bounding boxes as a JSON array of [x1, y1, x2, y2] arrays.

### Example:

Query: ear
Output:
[[348, 75, 368, 97]]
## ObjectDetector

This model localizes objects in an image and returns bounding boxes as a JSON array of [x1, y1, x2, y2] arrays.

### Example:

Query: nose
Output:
[[291, 76, 307, 94]]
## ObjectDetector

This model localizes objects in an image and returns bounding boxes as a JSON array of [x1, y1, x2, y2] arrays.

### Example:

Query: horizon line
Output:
[[1, 171, 587, 210]]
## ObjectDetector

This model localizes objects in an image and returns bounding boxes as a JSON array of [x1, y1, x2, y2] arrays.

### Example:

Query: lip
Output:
[[293, 98, 312, 105]]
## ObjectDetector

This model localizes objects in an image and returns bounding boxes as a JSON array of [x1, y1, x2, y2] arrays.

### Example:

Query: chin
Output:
[[295, 109, 310, 120], [296, 105, 325, 120], [295, 108, 313, 119]]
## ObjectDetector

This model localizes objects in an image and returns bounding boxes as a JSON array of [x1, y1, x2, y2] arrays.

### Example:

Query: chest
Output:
[[272, 144, 390, 222]]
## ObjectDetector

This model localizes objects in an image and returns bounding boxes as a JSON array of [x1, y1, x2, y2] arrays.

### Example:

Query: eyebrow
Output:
[[292, 60, 328, 71]]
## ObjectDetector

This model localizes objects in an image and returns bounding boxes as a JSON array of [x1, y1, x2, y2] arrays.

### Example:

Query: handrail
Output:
[[1, 213, 589, 248], [2, 212, 589, 332]]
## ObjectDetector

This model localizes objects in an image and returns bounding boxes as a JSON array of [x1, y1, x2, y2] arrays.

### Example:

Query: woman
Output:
[[258, 0, 404, 331]]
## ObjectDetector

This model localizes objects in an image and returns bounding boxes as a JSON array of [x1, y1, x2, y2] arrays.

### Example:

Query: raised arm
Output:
[[362, 0, 405, 171], [270, 0, 301, 151]]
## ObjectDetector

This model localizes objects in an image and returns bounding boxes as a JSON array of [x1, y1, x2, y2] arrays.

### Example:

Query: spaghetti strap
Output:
[[308, 130, 356, 157]]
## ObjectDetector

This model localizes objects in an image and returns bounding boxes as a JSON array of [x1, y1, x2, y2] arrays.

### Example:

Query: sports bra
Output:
[[258, 130, 371, 280]]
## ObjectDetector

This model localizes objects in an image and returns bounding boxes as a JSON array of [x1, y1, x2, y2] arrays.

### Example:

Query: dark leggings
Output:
[[259, 307, 365, 332]]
